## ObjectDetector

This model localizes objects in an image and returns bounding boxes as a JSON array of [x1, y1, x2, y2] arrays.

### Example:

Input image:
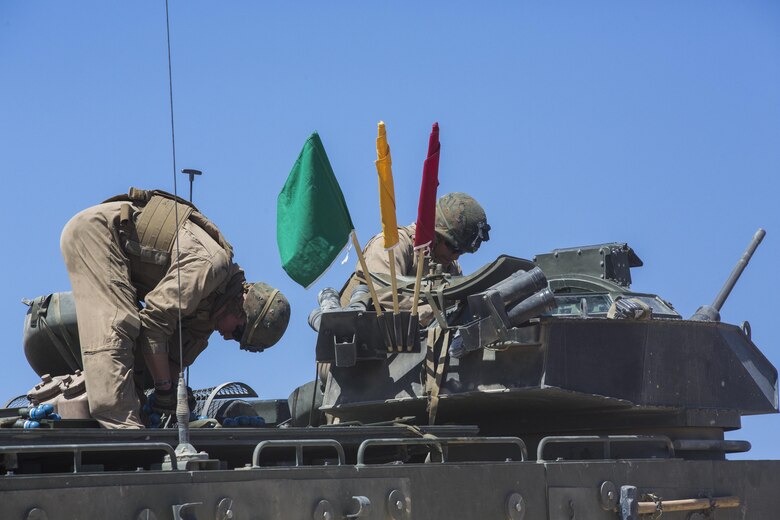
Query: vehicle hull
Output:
[[2, 458, 779, 519]]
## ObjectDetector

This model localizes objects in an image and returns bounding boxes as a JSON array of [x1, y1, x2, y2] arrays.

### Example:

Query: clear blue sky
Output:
[[1, 2, 778, 458]]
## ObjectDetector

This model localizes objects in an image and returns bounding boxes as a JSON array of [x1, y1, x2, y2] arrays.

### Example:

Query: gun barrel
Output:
[[711, 228, 765, 311]]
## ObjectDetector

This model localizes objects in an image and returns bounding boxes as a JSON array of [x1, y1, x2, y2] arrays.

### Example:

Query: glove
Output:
[[149, 387, 176, 414], [607, 297, 652, 320], [149, 385, 198, 413]]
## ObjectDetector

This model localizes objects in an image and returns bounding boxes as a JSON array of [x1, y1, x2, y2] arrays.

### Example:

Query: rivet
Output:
[[136, 510, 157, 520], [27, 508, 49, 520]]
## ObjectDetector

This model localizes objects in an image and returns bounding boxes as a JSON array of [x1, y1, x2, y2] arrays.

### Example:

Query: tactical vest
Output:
[[105, 188, 235, 296]]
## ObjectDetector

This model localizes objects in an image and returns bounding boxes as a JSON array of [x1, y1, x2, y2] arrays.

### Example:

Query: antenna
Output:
[[181, 168, 202, 203], [180, 168, 202, 388], [161, 0, 210, 470]]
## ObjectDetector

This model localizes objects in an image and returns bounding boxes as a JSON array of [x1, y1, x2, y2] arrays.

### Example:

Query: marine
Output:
[[340, 192, 490, 321], [60, 188, 290, 428]]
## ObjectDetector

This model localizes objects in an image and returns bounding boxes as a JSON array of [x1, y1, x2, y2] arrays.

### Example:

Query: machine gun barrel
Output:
[[690, 228, 765, 322], [712, 228, 765, 311]]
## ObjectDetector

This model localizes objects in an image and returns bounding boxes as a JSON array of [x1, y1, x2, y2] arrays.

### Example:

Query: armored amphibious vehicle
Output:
[[1, 232, 778, 519]]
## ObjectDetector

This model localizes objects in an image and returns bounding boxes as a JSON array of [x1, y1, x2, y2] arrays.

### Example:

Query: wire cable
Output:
[[164, 0, 190, 446], [163, 0, 182, 367]]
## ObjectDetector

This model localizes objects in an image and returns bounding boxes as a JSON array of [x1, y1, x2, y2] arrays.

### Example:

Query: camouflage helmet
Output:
[[434, 192, 490, 254], [239, 282, 291, 352]]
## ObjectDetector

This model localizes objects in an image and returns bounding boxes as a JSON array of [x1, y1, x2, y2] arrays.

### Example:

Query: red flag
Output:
[[414, 122, 440, 249]]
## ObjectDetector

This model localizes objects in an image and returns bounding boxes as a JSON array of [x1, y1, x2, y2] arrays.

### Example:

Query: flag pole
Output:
[[351, 231, 395, 352], [407, 247, 427, 351], [410, 247, 426, 316], [387, 248, 402, 351], [388, 250, 400, 315], [351, 231, 383, 317]]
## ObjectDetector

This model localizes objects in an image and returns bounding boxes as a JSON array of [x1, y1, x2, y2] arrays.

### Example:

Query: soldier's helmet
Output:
[[434, 192, 491, 254], [239, 282, 291, 352]]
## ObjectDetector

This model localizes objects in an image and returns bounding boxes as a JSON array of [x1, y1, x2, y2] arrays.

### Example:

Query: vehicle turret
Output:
[[316, 233, 777, 461]]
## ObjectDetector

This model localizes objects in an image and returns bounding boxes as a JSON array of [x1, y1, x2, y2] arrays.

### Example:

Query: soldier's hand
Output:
[[149, 387, 176, 413]]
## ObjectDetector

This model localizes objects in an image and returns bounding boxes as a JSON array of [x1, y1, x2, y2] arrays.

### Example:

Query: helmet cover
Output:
[[240, 282, 291, 352], [434, 192, 490, 253]]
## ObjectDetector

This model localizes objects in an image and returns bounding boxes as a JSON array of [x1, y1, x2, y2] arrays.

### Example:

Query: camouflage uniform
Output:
[[60, 199, 244, 428], [340, 223, 461, 319]]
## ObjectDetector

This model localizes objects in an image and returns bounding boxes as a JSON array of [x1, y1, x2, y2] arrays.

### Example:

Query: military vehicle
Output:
[[1, 230, 777, 519]]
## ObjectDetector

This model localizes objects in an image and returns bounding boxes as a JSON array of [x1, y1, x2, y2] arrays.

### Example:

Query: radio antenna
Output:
[[162, 0, 210, 470]]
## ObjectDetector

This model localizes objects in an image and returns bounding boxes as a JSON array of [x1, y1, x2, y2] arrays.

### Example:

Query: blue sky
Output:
[[1, 2, 778, 458]]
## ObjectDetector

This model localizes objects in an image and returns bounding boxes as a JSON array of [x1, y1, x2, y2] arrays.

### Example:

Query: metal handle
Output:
[[357, 436, 527, 466], [638, 495, 740, 514], [537, 435, 675, 462], [346, 496, 372, 519], [620, 485, 740, 520], [672, 439, 750, 454], [252, 439, 345, 467], [0, 442, 178, 472]]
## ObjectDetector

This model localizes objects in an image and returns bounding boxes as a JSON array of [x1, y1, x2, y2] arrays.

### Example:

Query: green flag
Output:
[[277, 132, 355, 288]]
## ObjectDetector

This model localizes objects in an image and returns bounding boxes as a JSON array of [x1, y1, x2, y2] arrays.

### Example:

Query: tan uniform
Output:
[[341, 224, 461, 316], [60, 200, 242, 428]]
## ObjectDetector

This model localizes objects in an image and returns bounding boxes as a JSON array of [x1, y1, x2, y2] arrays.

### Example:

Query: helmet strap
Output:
[[245, 288, 280, 347]]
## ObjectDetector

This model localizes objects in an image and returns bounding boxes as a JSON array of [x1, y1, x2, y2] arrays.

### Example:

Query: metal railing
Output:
[[357, 436, 527, 466], [537, 435, 675, 462], [252, 439, 345, 467], [0, 443, 178, 473]]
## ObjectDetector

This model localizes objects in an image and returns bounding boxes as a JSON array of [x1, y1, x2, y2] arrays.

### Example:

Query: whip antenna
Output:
[[161, 0, 210, 469]]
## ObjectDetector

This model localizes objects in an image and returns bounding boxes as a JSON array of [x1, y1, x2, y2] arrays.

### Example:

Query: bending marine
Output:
[[60, 188, 290, 428]]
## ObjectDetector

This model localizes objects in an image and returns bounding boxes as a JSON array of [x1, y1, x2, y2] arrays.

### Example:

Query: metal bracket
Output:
[[620, 486, 638, 520], [172, 502, 201, 520], [599, 481, 618, 511], [26, 509, 48, 520], [313, 500, 335, 520], [506, 492, 526, 520], [346, 496, 371, 518], [216, 498, 234, 520], [387, 490, 409, 520], [315, 310, 420, 365], [334, 334, 357, 367]]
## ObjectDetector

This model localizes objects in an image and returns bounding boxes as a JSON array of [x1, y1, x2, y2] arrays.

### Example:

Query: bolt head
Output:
[[396, 500, 403, 510], [323, 513, 332, 520]]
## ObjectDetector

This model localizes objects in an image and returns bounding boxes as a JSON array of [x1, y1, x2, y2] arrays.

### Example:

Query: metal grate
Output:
[[193, 382, 258, 417], [3, 395, 31, 409]]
